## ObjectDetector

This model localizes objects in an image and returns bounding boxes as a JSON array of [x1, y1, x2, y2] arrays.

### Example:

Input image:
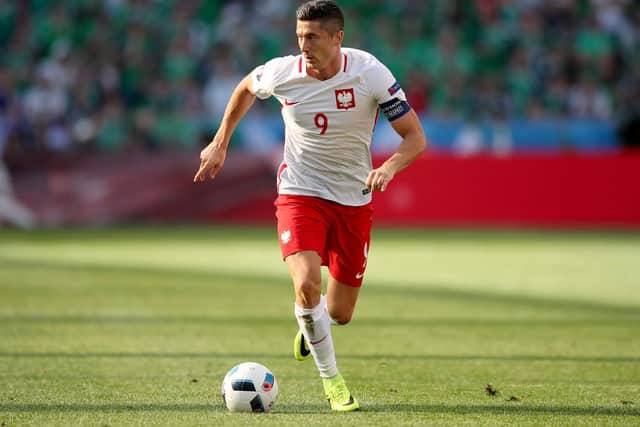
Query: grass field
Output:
[[1, 226, 639, 426]]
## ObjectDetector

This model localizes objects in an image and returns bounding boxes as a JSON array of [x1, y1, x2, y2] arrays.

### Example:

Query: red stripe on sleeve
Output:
[[343, 53, 347, 72], [298, 56, 302, 73]]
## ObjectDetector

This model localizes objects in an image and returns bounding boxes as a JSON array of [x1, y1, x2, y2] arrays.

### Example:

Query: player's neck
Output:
[[307, 51, 342, 81]]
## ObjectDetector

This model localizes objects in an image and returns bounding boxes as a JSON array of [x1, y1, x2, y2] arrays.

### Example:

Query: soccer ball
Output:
[[221, 362, 278, 413]]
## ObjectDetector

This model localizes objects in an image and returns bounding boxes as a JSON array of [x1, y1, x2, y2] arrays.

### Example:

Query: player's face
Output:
[[296, 20, 343, 74]]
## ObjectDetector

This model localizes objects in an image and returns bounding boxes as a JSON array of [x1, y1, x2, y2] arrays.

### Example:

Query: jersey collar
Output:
[[298, 49, 348, 79]]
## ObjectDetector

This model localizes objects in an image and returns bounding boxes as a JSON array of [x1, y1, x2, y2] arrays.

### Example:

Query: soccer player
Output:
[[194, 0, 426, 411]]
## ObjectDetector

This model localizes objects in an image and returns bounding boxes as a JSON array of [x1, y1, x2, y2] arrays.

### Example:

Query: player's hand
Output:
[[193, 140, 227, 182], [366, 165, 395, 192]]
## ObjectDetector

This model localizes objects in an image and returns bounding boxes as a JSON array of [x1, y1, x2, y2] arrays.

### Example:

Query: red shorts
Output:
[[275, 194, 373, 287]]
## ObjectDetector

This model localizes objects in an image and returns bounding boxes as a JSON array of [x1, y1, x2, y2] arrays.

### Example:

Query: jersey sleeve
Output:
[[366, 61, 407, 104], [365, 61, 412, 122], [250, 64, 272, 100], [251, 57, 288, 100]]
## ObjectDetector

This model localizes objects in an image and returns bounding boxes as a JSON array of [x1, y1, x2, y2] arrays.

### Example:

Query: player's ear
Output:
[[334, 30, 344, 45]]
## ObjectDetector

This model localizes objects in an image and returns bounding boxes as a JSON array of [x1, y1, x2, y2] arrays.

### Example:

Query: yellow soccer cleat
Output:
[[293, 329, 312, 361], [322, 374, 360, 412]]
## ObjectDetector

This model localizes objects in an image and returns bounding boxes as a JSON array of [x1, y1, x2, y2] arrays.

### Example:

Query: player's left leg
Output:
[[326, 276, 360, 325]]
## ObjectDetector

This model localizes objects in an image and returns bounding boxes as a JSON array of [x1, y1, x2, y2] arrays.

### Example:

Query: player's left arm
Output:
[[366, 110, 426, 192]]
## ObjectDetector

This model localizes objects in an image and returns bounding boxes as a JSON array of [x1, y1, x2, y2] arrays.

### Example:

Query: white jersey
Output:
[[251, 47, 408, 206]]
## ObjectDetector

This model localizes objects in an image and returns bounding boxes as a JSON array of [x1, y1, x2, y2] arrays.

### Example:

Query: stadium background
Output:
[[0, 0, 639, 227]]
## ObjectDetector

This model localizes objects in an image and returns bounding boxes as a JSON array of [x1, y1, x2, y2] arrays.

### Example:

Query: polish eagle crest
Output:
[[335, 88, 355, 109]]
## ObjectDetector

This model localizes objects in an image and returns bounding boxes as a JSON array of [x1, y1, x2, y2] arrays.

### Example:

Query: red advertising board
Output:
[[370, 153, 640, 228]]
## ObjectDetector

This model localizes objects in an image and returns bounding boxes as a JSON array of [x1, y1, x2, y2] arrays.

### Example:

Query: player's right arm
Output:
[[193, 74, 256, 182]]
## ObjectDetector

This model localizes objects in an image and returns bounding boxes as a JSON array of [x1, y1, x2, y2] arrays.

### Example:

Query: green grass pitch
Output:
[[1, 226, 639, 426]]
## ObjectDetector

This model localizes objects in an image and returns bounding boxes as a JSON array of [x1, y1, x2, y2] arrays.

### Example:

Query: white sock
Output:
[[295, 301, 338, 378]]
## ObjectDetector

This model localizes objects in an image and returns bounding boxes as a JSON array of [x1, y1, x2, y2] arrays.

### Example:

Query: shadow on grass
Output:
[[362, 403, 640, 417], [0, 403, 214, 413], [0, 402, 637, 417], [2, 258, 639, 317], [0, 351, 638, 364], [1, 314, 638, 328]]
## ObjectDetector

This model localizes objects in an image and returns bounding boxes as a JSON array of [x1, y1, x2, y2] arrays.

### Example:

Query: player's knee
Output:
[[295, 279, 321, 307]]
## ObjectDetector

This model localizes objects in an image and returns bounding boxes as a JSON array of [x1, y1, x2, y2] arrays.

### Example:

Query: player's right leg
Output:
[[315, 201, 372, 411], [276, 195, 328, 363], [318, 277, 361, 411], [288, 253, 357, 411], [288, 251, 317, 362], [295, 292, 339, 360], [287, 251, 339, 377], [322, 373, 359, 411]]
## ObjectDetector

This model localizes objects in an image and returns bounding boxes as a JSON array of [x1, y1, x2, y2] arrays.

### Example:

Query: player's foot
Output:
[[322, 374, 360, 412], [293, 329, 311, 361]]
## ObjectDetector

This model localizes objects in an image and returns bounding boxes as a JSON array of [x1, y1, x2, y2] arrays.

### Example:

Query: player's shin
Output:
[[294, 302, 338, 378]]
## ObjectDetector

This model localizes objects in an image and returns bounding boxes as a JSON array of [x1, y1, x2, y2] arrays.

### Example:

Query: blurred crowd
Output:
[[0, 0, 639, 160]]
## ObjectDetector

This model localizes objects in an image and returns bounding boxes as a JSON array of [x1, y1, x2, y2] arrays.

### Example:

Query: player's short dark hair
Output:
[[296, 1, 344, 34]]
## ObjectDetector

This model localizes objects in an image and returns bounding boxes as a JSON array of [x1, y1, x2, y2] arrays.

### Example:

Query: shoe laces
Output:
[[328, 381, 350, 403]]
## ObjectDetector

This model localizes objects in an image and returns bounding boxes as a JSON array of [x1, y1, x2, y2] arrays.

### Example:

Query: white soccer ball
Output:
[[221, 362, 278, 413]]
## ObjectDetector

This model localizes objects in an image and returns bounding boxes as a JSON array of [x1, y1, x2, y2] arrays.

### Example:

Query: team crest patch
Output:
[[388, 81, 401, 96], [280, 229, 291, 244], [335, 88, 355, 110]]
